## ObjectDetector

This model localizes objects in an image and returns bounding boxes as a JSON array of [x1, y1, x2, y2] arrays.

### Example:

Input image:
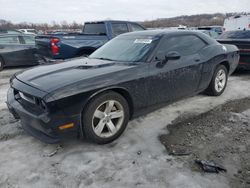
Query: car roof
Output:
[[119, 29, 217, 45], [121, 29, 206, 37]]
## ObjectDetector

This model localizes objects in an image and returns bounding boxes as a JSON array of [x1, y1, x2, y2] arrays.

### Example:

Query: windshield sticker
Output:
[[134, 39, 152, 44]]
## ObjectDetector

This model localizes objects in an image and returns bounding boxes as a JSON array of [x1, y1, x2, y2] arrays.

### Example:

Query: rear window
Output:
[[112, 23, 129, 36], [130, 23, 145, 32], [219, 31, 250, 39], [0, 36, 20, 44], [83, 23, 106, 35]]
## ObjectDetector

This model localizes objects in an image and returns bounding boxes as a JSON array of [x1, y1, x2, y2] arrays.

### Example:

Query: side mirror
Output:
[[166, 51, 181, 60], [155, 51, 181, 68]]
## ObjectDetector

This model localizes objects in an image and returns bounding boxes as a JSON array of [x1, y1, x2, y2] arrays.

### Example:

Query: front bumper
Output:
[[7, 87, 80, 144]]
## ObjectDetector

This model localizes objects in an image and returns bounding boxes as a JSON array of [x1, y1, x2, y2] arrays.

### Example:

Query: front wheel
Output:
[[205, 65, 228, 96], [82, 91, 130, 144]]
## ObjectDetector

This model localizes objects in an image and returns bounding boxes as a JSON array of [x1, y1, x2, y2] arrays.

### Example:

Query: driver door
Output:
[[147, 34, 206, 106]]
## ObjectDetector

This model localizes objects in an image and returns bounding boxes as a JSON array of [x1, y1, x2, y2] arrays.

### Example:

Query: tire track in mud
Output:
[[159, 97, 250, 188]]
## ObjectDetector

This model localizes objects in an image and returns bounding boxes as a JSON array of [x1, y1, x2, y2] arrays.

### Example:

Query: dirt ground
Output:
[[0, 67, 250, 188], [160, 97, 250, 188]]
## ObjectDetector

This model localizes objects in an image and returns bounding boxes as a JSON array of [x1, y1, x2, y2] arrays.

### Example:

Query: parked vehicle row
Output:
[[0, 33, 43, 71], [2, 18, 249, 72], [35, 20, 146, 60], [218, 30, 250, 69], [7, 30, 239, 144]]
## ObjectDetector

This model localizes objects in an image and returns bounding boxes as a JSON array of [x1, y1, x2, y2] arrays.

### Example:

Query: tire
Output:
[[0, 57, 4, 71], [205, 65, 228, 96], [82, 91, 130, 144]]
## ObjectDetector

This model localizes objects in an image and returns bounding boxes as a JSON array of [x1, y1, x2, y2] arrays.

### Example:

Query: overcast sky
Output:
[[0, 0, 249, 24]]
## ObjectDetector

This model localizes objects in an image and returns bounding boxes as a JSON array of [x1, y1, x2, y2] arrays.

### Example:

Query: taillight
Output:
[[51, 38, 60, 55]]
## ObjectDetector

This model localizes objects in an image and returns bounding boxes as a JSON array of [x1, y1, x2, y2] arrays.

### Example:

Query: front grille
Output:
[[13, 89, 46, 115]]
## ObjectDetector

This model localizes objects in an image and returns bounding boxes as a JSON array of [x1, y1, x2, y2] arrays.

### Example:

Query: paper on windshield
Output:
[[134, 39, 152, 44]]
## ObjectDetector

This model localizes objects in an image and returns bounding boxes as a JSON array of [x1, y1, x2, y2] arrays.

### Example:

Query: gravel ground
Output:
[[160, 97, 250, 188], [0, 67, 250, 188]]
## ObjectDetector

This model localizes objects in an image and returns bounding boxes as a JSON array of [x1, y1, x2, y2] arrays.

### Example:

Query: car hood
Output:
[[15, 58, 137, 93]]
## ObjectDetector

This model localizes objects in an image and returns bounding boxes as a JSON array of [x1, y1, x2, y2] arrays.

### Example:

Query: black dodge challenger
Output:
[[7, 30, 239, 144]]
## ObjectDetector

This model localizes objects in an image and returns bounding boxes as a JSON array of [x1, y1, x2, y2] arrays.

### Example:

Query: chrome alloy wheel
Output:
[[92, 100, 125, 138], [215, 69, 226, 93]]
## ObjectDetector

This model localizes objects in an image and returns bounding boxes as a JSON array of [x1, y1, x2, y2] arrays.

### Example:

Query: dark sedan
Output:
[[0, 34, 42, 70], [218, 30, 250, 70], [7, 30, 239, 144]]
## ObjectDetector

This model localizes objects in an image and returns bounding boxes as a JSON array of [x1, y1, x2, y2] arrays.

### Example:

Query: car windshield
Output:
[[219, 31, 250, 39], [89, 35, 159, 62], [83, 23, 106, 35]]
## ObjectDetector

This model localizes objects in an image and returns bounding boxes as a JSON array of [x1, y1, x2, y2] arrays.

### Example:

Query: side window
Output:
[[156, 35, 206, 59], [112, 23, 129, 36], [22, 36, 35, 44], [130, 23, 144, 32], [0, 36, 20, 44]]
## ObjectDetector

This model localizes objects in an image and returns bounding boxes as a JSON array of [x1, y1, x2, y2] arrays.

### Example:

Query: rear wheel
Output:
[[205, 65, 228, 96], [82, 91, 129, 144]]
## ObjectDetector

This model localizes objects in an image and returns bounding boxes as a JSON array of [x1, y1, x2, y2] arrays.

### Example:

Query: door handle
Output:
[[195, 58, 200, 62]]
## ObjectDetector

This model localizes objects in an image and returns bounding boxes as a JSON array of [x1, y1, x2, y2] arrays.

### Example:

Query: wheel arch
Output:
[[79, 87, 134, 138], [219, 61, 230, 73], [82, 87, 134, 119]]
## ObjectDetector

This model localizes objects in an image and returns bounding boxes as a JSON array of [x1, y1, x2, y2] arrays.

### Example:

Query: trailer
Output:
[[223, 15, 250, 31]]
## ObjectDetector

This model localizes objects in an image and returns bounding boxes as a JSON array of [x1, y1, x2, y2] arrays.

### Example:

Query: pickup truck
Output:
[[35, 20, 145, 59]]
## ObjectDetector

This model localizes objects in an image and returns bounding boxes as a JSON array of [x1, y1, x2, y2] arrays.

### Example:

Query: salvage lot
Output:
[[0, 67, 250, 188]]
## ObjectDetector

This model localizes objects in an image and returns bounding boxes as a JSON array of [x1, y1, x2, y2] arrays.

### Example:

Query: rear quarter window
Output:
[[157, 35, 206, 57]]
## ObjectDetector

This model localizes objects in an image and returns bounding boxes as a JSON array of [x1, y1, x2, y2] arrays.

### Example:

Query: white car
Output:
[[18, 29, 38, 35]]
